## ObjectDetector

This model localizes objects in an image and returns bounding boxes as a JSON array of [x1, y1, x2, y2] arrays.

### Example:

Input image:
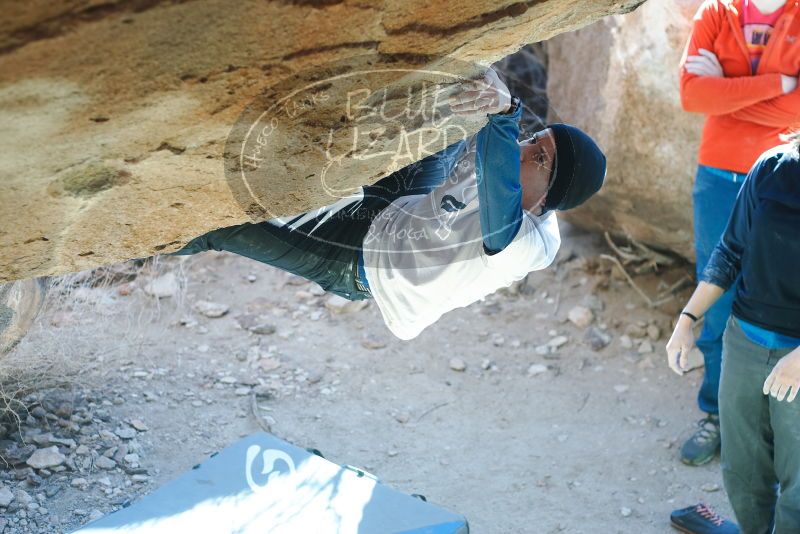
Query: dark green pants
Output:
[[172, 141, 464, 300], [173, 213, 372, 301], [719, 317, 800, 534]]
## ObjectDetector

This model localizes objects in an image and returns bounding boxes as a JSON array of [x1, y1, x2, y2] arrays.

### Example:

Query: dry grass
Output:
[[0, 256, 189, 429]]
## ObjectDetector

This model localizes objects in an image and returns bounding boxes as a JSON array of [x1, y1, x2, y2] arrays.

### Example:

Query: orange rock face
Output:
[[0, 0, 645, 282]]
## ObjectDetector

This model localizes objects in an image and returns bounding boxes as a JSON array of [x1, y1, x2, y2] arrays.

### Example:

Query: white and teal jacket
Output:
[[363, 104, 561, 340]]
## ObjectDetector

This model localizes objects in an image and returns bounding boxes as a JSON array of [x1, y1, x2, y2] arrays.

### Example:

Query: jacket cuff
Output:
[[490, 96, 522, 122]]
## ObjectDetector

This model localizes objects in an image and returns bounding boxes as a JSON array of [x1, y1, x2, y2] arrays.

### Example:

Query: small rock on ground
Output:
[[193, 300, 230, 318], [527, 364, 548, 376], [143, 272, 179, 299], [130, 419, 149, 432], [95, 456, 116, 470], [646, 324, 661, 341], [325, 295, 369, 314], [567, 305, 594, 328], [584, 327, 612, 351], [449, 358, 467, 372], [26, 446, 66, 469], [0, 485, 13, 507], [250, 323, 276, 335], [115, 427, 136, 440], [361, 336, 387, 350]]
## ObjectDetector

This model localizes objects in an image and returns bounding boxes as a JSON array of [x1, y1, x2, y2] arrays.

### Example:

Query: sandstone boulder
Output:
[[547, 0, 703, 259], [0, 0, 644, 283], [0, 278, 46, 354]]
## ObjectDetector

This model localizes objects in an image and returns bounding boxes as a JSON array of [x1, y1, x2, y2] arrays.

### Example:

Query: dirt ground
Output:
[[1, 223, 734, 534]]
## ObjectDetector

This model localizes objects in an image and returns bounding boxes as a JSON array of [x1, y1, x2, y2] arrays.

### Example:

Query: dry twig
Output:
[[604, 232, 674, 274], [600, 254, 656, 307], [601, 254, 684, 308], [249, 393, 272, 433], [417, 401, 450, 422], [604, 232, 640, 263], [656, 275, 692, 300]]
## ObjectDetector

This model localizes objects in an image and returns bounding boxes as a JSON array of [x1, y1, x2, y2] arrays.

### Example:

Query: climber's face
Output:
[[519, 128, 556, 216]]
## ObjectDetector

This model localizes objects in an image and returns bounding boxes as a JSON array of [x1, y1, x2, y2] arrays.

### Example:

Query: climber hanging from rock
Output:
[[171, 67, 607, 340]]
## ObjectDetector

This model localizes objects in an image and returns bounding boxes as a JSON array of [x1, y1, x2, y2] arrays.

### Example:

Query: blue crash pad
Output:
[[72, 431, 469, 533]]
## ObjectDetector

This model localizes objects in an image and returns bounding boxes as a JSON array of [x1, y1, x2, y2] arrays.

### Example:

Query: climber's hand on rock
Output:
[[685, 48, 723, 77], [449, 67, 512, 117]]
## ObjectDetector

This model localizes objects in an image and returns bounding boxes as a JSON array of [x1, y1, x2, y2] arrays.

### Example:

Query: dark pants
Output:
[[693, 165, 746, 414], [719, 317, 800, 534], [172, 141, 464, 300]]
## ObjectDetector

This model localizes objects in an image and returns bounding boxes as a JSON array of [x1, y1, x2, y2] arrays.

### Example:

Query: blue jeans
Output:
[[692, 164, 746, 415]]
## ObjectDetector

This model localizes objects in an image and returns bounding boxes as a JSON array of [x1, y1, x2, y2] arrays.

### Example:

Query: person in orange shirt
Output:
[[668, 0, 800, 532]]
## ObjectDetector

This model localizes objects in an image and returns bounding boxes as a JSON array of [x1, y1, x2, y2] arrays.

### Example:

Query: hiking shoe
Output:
[[680, 414, 720, 466], [670, 503, 739, 533]]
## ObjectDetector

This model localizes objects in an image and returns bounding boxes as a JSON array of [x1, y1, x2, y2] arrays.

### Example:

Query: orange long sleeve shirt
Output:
[[680, 0, 800, 173]]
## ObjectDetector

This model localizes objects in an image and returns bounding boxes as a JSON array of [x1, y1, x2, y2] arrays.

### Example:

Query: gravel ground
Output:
[[0, 224, 733, 533]]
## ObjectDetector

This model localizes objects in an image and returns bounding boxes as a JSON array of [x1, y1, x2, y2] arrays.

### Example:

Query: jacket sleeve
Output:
[[475, 101, 523, 255], [699, 157, 763, 290], [679, 1, 784, 115], [729, 90, 800, 127]]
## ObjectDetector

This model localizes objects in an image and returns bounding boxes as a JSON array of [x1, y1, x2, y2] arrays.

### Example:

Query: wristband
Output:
[[681, 311, 700, 323]]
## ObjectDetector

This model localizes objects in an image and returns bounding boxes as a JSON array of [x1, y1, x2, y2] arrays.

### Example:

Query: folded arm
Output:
[[681, 74, 784, 115], [679, 2, 784, 114], [729, 90, 800, 128]]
